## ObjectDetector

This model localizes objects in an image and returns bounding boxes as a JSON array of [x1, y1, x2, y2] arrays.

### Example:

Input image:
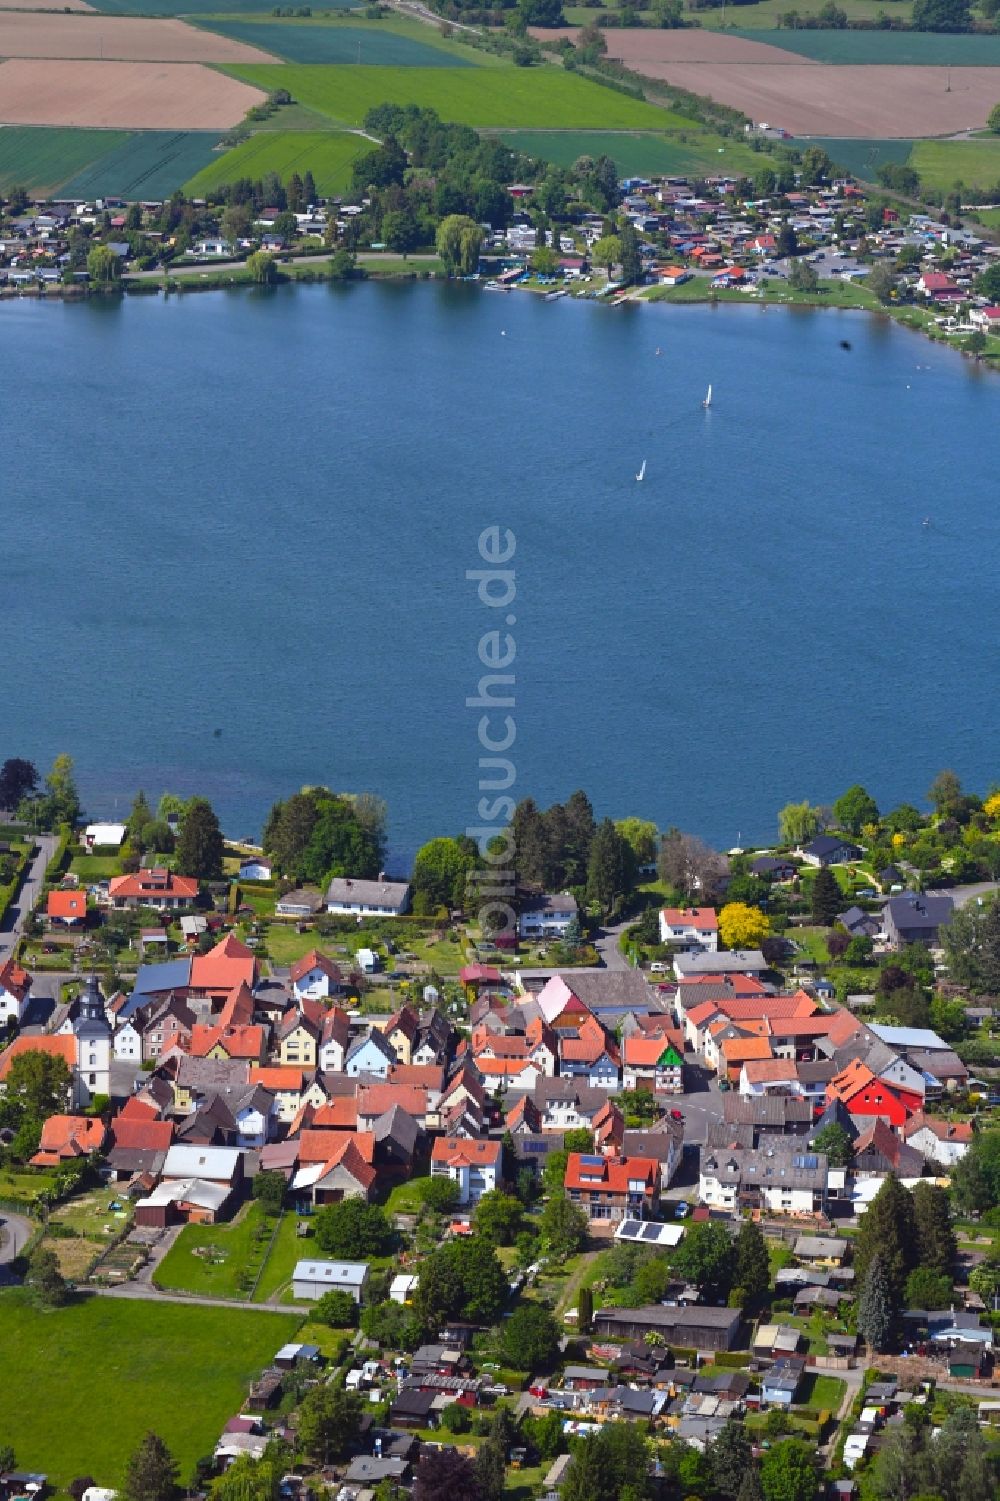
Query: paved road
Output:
[[594, 918, 632, 971], [0, 1210, 33, 1266], [89, 1283, 311, 1313], [928, 881, 1000, 909], [0, 833, 58, 964]]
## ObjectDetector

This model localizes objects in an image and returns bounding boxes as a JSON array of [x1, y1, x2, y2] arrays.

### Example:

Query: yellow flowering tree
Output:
[[719, 902, 770, 951], [984, 791, 1000, 822]]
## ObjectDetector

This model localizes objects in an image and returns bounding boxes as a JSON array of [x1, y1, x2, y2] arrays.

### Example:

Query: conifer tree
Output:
[[854, 1173, 916, 1303], [857, 1254, 894, 1353], [734, 1220, 770, 1306], [810, 865, 841, 925]]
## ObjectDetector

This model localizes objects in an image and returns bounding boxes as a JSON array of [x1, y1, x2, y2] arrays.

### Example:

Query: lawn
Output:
[[0, 126, 129, 195], [794, 136, 916, 182], [58, 130, 224, 201], [0, 1166, 59, 1208], [911, 137, 1000, 191], [734, 28, 1000, 64], [225, 62, 682, 128], [199, 19, 477, 66], [155, 1201, 302, 1302], [186, 128, 369, 196], [792, 925, 832, 965], [499, 126, 761, 177], [799, 1372, 847, 1413], [69, 853, 124, 882], [0, 1290, 300, 1487]]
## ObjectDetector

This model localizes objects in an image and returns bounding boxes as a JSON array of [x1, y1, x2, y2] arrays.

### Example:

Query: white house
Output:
[[904, 1113, 973, 1168], [345, 1030, 396, 1079], [659, 908, 719, 952], [193, 238, 233, 258], [292, 1259, 369, 1302], [113, 1017, 144, 1064], [518, 893, 578, 940], [0, 958, 31, 1027], [700, 1145, 827, 1216], [238, 856, 272, 882], [290, 951, 343, 1001], [325, 876, 411, 918], [83, 822, 127, 850], [430, 1136, 501, 1204]]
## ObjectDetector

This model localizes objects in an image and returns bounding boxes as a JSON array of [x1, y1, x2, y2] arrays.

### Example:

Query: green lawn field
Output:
[[0, 1290, 300, 1487], [0, 127, 128, 195], [562, 0, 909, 25], [910, 137, 1000, 190], [59, 131, 223, 201], [731, 28, 1000, 64], [225, 62, 682, 128], [499, 126, 762, 177], [185, 129, 369, 196], [155, 1202, 302, 1301], [200, 19, 476, 66], [89, 0, 356, 12], [794, 136, 916, 181]]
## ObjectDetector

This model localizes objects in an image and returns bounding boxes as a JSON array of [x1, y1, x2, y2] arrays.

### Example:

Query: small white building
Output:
[[238, 856, 273, 882], [390, 1272, 419, 1304], [83, 822, 127, 850], [292, 1259, 369, 1303], [325, 876, 411, 917]]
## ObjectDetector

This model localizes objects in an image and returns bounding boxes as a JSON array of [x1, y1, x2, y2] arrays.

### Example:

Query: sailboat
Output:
[[636, 460, 646, 482], [702, 383, 713, 408]]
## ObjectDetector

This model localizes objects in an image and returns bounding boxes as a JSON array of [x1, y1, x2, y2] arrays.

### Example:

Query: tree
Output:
[[615, 817, 658, 867], [941, 896, 1000, 995], [950, 1128, 1000, 1214], [718, 902, 769, 951], [246, 250, 277, 285], [590, 234, 621, 275], [314, 1199, 392, 1258], [671, 1221, 735, 1298], [473, 1190, 523, 1246], [540, 1194, 588, 1260], [416, 1236, 507, 1325], [867, 263, 896, 304], [736, 1467, 764, 1501], [904, 1266, 953, 1309], [854, 1173, 916, 1304], [834, 783, 879, 835], [928, 768, 963, 814], [586, 818, 636, 915], [577, 1284, 593, 1332], [473, 1439, 505, 1501], [312, 1288, 358, 1328], [417, 1175, 460, 1213], [296, 1385, 361, 1465], [911, 0, 971, 28], [775, 222, 798, 258], [174, 797, 223, 881], [329, 247, 357, 281], [857, 1253, 894, 1351], [26, 1246, 68, 1308], [734, 1220, 769, 1305], [563, 1425, 651, 1501], [810, 866, 841, 926], [811, 1123, 853, 1167], [210, 1454, 280, 1501], [121, 1432, 180, 1501], [44, 753, 81, 826], [0, 758, 38, 810], [87, 244, 121, 283], [435, 214, 483, 276], [252, 1170, 285, 1215], [501, 1302, 560, 1370], [759, 1440, 816, 1501], [989, 102, 1000, 134], [3, 1049, 72, 1123], [777, 801, 819, 847], [382, 209, 420, 259], [710, 1420, 753, 1500], [912, 1181, 956, 1276], [413, 1447, 482, 1501], [517, 0, 564, 25], [412, 836, 477, 912], [788, 259, 818, 292], [619, 219, 641, 286]]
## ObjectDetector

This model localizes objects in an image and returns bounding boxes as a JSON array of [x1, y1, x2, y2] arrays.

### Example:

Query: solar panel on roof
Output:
[[640, 1224, 661, 1241], [792, 1154, 819, 1169], [620, 1220, 641, 1236], [580, 1155, 605, 1167], [523, 1141, 548, 1154]]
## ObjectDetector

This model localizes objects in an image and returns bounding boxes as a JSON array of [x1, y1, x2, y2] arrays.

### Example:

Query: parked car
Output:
[[670, 1108, 684, 1121], [674, 1201, 690, 1219]]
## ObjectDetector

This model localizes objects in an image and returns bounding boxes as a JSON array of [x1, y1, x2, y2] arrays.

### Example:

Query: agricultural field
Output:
[[732, 28, 1000, 64], [60, 129, 224, 197], [199, 19, 477, 67], [0, 1290, 300, 1488], [185, 128, 369, 195], [0, 125, 127, 193], [225, 61, 685, 128], [0, 13, 274, 63], [562, 0, 910, 24], [793, 135, 916, 180], [498, 126, 761, 176], [910, 136, 1000, 190], [0, 58, 265, 129], [88, 0, 350, 13]]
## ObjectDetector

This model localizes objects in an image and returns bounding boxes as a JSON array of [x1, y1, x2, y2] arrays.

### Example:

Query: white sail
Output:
[[703, 383, 713, 407], [636, 460, 646, 482]]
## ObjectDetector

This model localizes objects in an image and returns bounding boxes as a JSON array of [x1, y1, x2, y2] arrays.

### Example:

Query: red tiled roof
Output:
[[742, 1058, 799, 1084], [249, 1065, 304, 1091], [47, 889, 87, 920], [623, 1034, 683, 1067], [720, 1037, 773, 1065], [109, 870, 198, 901], [0, 957, 31, 1001], [289, 950, 343, 986], [430, 1136, 501, 1168], [358, 1083, 427, 1118], [0, 1034, 77, 1081], [30, 1114, 105, 1165], [904, 1111, 973, 1144], [218, 982, 255, 1030], [300, 1129, 374, 1165], [661, 907, 718, 931], [828, 1059, 877, 1102], [389, 1063, 445, 1090], [117, 1094, 161, 1120], [190, 934, 256, 993], [110, 1116, 175, 1152], [563, 1152, 659, 1195], [189, 1024, 266, 1060], [717, 993, 816, 1022], [311, 1098, 358, 1130]]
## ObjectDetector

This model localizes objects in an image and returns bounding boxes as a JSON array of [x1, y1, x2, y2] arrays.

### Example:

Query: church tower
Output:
[[73, 973, 112, 1106]]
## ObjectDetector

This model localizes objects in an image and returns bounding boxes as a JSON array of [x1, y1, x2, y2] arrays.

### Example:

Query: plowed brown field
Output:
[[0, 59, 266, 128], [0, 14, 276, 62]]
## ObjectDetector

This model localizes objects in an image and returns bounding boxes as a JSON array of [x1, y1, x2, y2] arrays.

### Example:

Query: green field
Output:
[[0, 1290, 300, 1486], [0, 127, 129, 195], [731, 28, 1000, 64], [795, 136, 916, 181], [155, 1203, 303, 1301], [499, 126, 761, 177], [201, 19, 476, 66], [186, 129, 369, 196], [910, 137, 1000, 190], [226, 62, 681, 128], [58, 131, 223, 201], [89, 0, 357, 12], [562, 0, 909, 25]]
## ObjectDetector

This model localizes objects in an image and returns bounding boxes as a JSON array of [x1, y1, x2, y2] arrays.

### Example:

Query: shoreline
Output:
[[4, 262, 997, 370]]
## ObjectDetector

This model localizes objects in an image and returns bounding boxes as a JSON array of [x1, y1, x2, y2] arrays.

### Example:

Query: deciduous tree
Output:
[[718, 902, 769, 951], [435, 215, 483, 276], [501, 1302, 560, 1370], [26, 1247, 68, 1308], [296, 1386, 361, 1465], [759, 1440, 816, 1501], [473, 1190, 523, 1246], [0, 758, 38, 811], [777, 801, 818, 847], [413, 1446, 481, 1501], [810, 1123, 853, 1167], [833, 783, 879, 835], [539, 1194, 588, 1260], [314, 1199, 392, 1258], [671, 1221, 735, 1298]]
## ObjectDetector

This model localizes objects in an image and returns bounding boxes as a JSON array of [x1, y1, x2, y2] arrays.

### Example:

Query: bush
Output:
[[418, 1177, 461, 1213], [313, 1289, 358, 1328]]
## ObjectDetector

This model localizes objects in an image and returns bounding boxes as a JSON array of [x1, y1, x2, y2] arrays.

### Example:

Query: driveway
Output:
[[0, 1209, 33, 1282], [0, 833, 58, 963], [927, 881, 1000, 909], [594, 918, 632, 970]]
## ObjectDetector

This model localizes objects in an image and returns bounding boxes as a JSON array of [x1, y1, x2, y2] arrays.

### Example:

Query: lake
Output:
[[4, 281, 998, 863]]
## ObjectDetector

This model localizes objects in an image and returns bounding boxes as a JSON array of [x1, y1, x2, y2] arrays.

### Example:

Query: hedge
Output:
[[0, 845, 30, 927], [44, 823, 73, 882]]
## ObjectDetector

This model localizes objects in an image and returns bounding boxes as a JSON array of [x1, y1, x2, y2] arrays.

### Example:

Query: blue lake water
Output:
[[4, 282, 998, 863]]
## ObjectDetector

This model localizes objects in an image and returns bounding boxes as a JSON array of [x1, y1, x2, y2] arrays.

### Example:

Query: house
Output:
[[345, 1029, 396, 1079], [882, 892, 953, 949], [720, 1035, 773, 1084], [47, 889, 88, 925], [518, 892, 578, 940], [278, 1003, 324, 1069], [248, 1066, 305, 1123], [108, 868, 199, 910], [162, 1143, 243, 1188], [799, 836, 861, 867], [659, 908, 719, 952], [794, 1235, 847, 1266], [318, 1007, 351, 1073], [621, 1034, 684, 1094], [658, 266, 691, 286], [289, 950, 343, 1002], [699, 1145, 827, 1216], [296, 1137, 377, 1205], [750, 857, 797, 880], [29, 1114, 105, 1166], [82, 822, 127, 849], [903, 1111, 973, 1167], [325, 875, 411, 917], [592, 1304, 741, 1352], [564, 1152, 659, 1224], [623, 1120, 683, 1187], [238, 855, 272, 881], [0, 958, 31, 1026], [134, 1176, 234, 1226], [915, 270, 961, 301], [826, 1059, 918, 1128], [430, 1136, 501, 1204], [852, 1119, 925, 1179], [761, 1357, 806, 1406], [524, 1078, 611, 1133], [189, 934, 257, 1000], [384, 1006, 419, 1065], [275, 888, 323, 918], [674, 951, 766, 980], [292, 1259, 369, 1302], [105, 1114, 174, 1180], [970, 304, 1000, 332]]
